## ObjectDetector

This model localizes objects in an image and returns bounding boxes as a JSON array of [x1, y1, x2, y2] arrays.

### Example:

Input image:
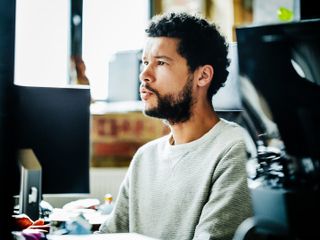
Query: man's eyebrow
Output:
[[142, 55, 174, 61], [154, 55, 173, 61]]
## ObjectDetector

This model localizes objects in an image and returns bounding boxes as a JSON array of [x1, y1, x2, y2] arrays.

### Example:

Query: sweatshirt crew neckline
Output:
[[163, 119, 228, 156]]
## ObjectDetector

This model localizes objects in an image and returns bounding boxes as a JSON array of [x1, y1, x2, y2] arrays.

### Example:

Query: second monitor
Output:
[[14, 85, 91, 200]]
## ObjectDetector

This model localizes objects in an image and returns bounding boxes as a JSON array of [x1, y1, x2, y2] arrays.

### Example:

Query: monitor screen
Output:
[[236, 19, 320, 159], [13, 85, 91, 195], [212, 42, 242, 111], [213, 43, 245, 128]]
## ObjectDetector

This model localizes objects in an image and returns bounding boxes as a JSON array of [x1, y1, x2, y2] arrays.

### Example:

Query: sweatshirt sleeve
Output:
[[193, 141, 253, 240], [98, 168, 131, 233]]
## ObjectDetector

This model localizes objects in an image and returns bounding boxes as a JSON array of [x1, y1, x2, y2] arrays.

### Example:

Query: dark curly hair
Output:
[[145, 12, 230, 103]]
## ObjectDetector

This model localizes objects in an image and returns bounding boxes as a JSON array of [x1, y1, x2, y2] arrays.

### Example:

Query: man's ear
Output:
[[197, 65, 214, 87]]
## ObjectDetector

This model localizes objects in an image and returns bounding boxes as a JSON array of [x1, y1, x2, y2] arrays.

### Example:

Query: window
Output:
[[15, 0, 150, 100], [83, 0, 149, 100], [15, 0, 70, 87]]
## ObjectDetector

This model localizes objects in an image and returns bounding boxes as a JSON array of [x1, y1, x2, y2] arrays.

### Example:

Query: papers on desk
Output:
[[47, 233, 158, 240], [49, 208, 108, 225]]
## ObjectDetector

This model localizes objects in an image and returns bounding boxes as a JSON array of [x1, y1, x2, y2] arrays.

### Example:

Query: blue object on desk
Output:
[[65, 213, 91, 235]]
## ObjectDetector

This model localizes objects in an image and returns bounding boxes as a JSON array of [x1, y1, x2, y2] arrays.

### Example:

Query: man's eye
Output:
[[143, 61, 149, 66], [158, 61, 165, 65]]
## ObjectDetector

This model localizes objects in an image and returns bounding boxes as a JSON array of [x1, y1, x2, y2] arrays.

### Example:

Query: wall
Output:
[[43, 167, 128, 208]]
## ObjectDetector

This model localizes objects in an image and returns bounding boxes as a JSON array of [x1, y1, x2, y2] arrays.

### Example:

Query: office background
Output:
[[1, 1, 319, 239], [6, 0, 315, 206]]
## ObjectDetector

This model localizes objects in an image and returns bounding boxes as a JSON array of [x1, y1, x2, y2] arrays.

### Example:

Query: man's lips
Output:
[[140, 86, 154, 100]]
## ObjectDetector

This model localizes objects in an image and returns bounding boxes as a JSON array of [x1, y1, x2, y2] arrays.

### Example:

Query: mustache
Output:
[[140, 84, 158, 94]]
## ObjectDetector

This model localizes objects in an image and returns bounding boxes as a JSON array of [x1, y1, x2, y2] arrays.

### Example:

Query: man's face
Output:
[[139, 37, 195, 124]]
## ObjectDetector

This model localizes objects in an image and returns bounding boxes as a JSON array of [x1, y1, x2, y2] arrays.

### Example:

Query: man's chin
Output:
[[143, 108, 156, 116], [142, 101, 157, 112], [143, 107, 162, 119]]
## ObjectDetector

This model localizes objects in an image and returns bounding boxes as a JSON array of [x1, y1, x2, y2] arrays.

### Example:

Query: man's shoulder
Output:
[[217, 118, 256, 155], [218, 118, 247, 138]]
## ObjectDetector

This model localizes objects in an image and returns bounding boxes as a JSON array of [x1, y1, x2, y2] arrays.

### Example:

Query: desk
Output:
[[47, 210, 158, 239], [47, 233, 157, 240]]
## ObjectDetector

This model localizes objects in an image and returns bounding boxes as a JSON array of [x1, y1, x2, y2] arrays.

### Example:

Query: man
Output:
[[98, 12, 252, 240]]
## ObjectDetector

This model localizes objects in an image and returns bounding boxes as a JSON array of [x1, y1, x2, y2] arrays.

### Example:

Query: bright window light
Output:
[[14, 0, 149, 101], [15, 0, 70, 87], [83, 0, 149, 100]]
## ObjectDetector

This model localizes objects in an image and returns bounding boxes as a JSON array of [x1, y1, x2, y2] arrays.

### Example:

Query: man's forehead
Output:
[[142, 37, 180, 58]]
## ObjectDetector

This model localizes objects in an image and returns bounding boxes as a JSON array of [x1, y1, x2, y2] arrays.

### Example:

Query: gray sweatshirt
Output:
[[98, 119, 253, 240]]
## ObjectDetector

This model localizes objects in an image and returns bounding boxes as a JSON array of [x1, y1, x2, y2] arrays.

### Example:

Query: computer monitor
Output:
[[236, 18, 320, 159], [211, 42, 248, 131], [11, 85, 91, 221], [18, 149, 42, 221], [235, 19, 320, 238], [212, 42, 242, 112], [14, 85, 91, 195]]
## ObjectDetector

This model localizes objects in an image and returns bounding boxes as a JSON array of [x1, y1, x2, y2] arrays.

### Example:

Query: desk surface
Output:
[[47, 233, 157, 240]]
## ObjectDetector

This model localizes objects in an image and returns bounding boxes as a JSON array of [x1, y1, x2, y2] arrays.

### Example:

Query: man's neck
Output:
[[169, 107, 219, 145]]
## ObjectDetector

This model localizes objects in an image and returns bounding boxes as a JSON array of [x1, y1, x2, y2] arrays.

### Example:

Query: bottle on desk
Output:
[[98, 194, 114, 215]]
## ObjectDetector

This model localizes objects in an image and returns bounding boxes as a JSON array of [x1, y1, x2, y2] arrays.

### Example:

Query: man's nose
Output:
[[139, 65, 154, 83]]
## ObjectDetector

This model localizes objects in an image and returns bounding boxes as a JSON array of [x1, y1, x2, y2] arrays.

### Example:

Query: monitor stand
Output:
[[18, 149, 42, 221]]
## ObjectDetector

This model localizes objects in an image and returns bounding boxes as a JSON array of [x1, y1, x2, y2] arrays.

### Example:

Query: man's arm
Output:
[[193, 141, 253, 240]]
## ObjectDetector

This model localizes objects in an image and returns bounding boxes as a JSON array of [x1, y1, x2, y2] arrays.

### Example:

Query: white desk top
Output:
[[47, 233, 157, 240]]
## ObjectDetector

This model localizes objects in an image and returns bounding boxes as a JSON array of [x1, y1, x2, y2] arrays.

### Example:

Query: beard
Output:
[[143, 74, 195, 124]]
